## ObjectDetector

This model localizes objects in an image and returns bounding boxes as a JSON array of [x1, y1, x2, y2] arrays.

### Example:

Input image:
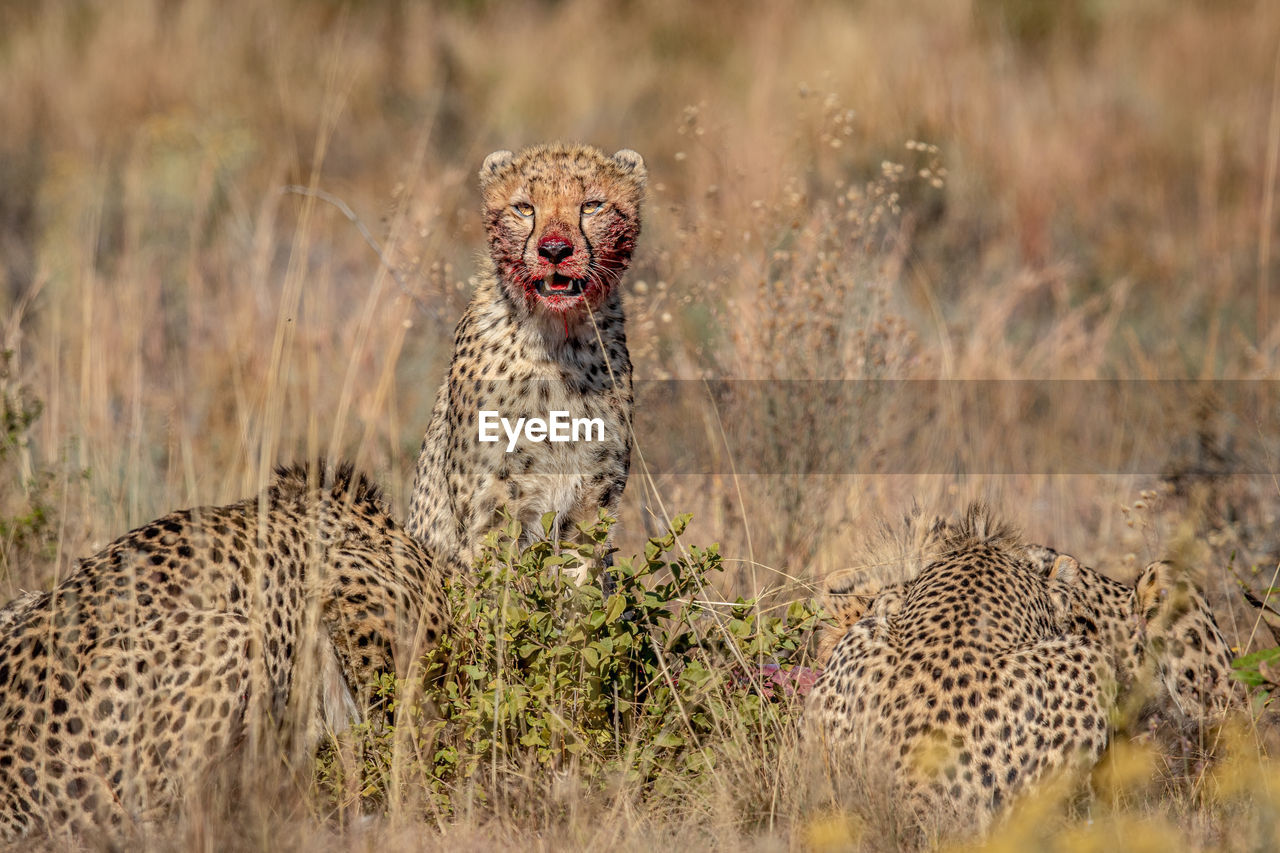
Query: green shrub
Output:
[[320, 511, 822, 820]]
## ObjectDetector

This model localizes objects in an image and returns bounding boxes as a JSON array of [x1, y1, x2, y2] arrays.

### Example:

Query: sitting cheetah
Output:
[[406, 143, 645, 579], [0, 462, 445, 840], [806, 506, 1114, 837]]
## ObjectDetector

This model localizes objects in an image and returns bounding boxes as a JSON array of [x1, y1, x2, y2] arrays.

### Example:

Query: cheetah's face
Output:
[[480, 144, 646, 320]]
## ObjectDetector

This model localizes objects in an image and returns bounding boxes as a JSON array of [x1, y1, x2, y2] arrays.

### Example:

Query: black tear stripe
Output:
[[582, 227, 595, 269], [521, 212, 535, 265], [612, 210, 637, 255]]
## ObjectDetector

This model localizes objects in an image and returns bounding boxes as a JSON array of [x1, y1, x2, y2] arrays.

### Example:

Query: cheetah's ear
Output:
[[1047, 553, 1080, 587], [480, 150, 515, 184], [611, 149, 647, 185], [1046, 554, 1081, 622], [1022, 543, 1061, 576], [1138, 561, 1174, 600]]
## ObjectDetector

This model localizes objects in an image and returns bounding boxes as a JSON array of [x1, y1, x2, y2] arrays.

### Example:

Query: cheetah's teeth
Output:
[[536, 275, 586, 298]]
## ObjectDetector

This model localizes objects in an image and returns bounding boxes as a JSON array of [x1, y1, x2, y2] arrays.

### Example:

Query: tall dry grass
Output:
[[1, 0, 1279, 848]]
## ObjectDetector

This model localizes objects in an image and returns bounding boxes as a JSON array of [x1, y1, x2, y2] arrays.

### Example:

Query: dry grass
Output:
[[1, 0, 1280, 848]]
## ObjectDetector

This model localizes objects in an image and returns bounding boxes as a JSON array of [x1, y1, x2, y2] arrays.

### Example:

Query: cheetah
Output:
[[1020, 543, 1144, 691], [0, 462, 445, 840], [406, 143, 645, 580], [814, 506, 951, 667], [1021, 544, 1242, 731], [1134, 559, 1240, 727], [806, 506, 1114, 837], [817, 521, 1242, 731]]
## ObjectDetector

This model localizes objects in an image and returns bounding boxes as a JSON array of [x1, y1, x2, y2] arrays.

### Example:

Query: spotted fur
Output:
[[1022, 545, 1241, 730], [815, 506, 951, 666], [0, 461, 446, 840], [806, 506, 1114, 837], [1021, 543, 1144, 690], [1134, 559, 1240, 728], [407, 143, 645, 578], [817, 513, 1241, 736]]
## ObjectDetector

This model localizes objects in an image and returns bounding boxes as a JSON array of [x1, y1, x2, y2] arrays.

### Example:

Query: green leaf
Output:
[[1233, 646, 1280, 686], [541, 511, 558, 537], [604, 593, 627, 624], [1233, 646, 1280, 670], [681, 662, 712, 689]]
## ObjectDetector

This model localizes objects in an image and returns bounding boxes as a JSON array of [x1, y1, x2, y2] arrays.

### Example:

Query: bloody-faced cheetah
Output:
[[806, 506, 1114, 837], [406, 143, 645, 579], [0, 462, 445, 840]]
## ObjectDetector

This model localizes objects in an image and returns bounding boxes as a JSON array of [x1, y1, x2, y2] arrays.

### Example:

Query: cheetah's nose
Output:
[[537, 237, 573, 264]]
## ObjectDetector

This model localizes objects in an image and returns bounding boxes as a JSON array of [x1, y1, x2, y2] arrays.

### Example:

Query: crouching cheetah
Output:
[[0, 462, 445, 840], [1020, 544, 1241, 731], [806, 506, 1114, 837], [407, 143, 646, 580], [818, 522, 1242, 731]]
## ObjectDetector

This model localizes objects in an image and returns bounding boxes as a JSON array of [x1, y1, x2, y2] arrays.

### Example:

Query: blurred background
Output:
[[0, 0, 1276, 622]]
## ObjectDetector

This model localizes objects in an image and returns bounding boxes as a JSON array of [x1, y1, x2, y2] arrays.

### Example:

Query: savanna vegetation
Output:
[[1, 0, 1279, 848]]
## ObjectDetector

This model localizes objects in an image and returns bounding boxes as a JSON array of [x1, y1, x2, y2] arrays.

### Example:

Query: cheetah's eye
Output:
[[513, 202, 535, 218], [581, 201, 604, 216]]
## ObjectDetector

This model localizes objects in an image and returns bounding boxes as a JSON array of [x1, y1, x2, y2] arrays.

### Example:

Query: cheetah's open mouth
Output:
[[537, 274, 586, 298]]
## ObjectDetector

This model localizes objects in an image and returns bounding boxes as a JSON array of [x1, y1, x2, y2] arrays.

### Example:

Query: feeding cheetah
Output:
[[818, 520, 1242, 731], [0, 462, 445, 840], [806, 506, 1114, 837], [406, 143, 645, 580], [1021, 544, 1241, 731]]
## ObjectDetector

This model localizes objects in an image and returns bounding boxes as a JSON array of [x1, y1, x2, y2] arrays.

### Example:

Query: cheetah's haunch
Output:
[[0, 462, 445, 840]]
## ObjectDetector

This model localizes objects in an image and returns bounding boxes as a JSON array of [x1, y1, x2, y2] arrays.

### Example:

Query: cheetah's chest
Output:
[[451, 372, 630, 535]]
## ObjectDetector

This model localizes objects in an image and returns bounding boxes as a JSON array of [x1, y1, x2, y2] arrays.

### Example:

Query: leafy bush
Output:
[[320, 511, 822, 819]]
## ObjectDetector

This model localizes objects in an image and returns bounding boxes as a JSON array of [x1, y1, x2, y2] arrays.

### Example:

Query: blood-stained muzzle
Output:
[[530, 225, 588, 277], [537, 235, 573, 264]]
